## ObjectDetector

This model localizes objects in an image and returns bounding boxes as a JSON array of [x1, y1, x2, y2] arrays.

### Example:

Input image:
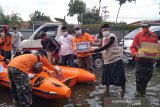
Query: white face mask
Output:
[[102, 31, 110, 37], [75, 29, 82, 35], [62, 31, 68, 37]]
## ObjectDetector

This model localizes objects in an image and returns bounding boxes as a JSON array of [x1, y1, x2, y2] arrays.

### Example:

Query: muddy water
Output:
[[0, 65, 159, 107]]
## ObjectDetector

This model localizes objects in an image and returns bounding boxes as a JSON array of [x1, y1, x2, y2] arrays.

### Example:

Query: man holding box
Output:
[[130, 23, 158, 95], [72, 25, 95, 74]]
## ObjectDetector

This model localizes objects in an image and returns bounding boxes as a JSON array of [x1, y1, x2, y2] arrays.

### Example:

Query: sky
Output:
[[0, 0, 160, 24]]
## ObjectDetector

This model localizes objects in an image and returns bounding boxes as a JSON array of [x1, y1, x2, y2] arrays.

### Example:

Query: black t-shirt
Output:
[[41, 36, 60, 52]]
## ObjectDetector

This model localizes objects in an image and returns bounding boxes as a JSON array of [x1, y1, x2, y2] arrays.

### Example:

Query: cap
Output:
[[101, 23, 110, 29], [141, 23, 149, 27], [140, 21, 149, 27], [74, 24, 81, 29]]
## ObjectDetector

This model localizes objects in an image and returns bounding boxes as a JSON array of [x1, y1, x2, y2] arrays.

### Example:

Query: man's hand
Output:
[[48, 71, 56, 78]]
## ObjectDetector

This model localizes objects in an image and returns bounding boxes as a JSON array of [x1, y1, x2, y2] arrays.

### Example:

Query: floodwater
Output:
[[0, 64, 160, 107]]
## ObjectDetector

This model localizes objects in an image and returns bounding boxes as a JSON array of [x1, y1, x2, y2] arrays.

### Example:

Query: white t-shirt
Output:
[[58, 35, 74, 56], [11, 31, 23, 47]]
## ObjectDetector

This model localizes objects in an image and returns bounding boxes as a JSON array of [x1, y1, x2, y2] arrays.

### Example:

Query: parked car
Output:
[[119, 26, 160, 66]]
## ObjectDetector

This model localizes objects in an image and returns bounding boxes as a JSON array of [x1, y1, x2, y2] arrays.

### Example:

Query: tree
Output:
[[10, 12, 23, 28], [0, 6, 10, 25], [67, 0, 86, 24], [79, 6, 102, 24], [115, 0, 136, 23], [29, 10, 52, 24]]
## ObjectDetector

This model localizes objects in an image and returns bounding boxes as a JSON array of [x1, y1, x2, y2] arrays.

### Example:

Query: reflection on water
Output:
[[0, 65, 159, 107]]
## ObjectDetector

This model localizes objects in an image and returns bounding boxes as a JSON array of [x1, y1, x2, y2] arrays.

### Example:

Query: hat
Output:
[[74, 24, 81, 29], [101, 23, 110, 29], [141, 23, 149, 27]]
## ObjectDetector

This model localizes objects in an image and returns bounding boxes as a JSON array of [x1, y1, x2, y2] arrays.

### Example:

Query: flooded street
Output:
[[0, 64, 160, 107]]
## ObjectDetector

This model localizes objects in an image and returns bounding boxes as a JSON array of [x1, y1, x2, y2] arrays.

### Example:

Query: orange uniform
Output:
[[8, 54, 55, 73], [0, 55, 5, 61], [72, 33, 95, 57], [130, 31, 158, 61]]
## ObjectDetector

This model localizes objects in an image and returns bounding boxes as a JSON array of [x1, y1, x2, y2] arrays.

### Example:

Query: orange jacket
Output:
[[130, 31, 158, 61], [3, 32, 12, 51], [8, 54, 55, 73], [0, 55, 5, 61], [72, 33, 95, 57], [0, 36, 5, 50]]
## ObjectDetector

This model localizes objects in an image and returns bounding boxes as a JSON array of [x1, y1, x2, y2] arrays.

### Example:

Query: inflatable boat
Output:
[[0, 62, 96, 99], [0, 62, 71, 99]]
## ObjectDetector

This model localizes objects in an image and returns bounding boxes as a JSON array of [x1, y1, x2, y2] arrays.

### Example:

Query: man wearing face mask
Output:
[[90, 24, 126, 94], [58, 26, 75, 67], [11, 26, 23, 55], [72, 25, 95, 73], [130, 23, 158, 95]]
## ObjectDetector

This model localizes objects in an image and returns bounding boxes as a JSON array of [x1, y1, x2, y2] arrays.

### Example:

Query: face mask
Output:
[[62, 31, 68, 37], [75, 29, 82, 36], [102, 31, 110, 37]]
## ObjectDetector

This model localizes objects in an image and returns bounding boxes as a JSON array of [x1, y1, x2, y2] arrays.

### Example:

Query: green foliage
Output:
[[10, 13, 23, 28], [67, 0, 86, 16], [0, 6, 23, 27], [0, 6, 10, 25], [29, 10, 52, 24], [78, 7, 102, 24], [67, 0, 86, 24]]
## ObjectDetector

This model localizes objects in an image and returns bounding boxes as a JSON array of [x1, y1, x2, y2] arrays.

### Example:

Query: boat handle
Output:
[[31, 79, 45, 86]]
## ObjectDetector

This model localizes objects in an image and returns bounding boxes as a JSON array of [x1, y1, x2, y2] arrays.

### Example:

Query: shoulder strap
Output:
[[34, 52, 40, 62]]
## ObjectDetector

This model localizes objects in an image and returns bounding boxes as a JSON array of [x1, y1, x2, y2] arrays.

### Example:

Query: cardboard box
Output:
[[138, 42, 160, 59], [76, 42, 90, 52]]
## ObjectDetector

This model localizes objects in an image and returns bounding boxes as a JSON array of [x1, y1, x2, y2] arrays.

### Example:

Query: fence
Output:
[[14, 25, 129, 42]]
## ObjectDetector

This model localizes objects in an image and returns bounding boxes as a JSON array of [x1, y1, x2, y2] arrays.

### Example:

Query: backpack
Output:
[[34, 53, 43, 74]]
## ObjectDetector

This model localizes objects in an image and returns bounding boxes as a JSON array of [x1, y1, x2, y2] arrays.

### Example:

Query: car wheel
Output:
[[93, 55, 103, 68]]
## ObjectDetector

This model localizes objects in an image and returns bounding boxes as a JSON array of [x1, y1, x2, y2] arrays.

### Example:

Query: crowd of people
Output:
[[0, 23, 158, 107]]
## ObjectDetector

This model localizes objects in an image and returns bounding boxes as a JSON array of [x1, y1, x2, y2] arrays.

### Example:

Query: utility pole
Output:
[[159, 3, 160, 15], [98, 0, 101, 16], [102, 6, 109, 22]]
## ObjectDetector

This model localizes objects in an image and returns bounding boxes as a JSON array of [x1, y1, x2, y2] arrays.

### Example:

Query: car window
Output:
[[124, 28, 141, 39], [34, 26, 58, 39], [154, 30, 160, 40]]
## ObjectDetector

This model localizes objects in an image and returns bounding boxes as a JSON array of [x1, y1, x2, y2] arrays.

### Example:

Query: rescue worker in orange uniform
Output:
[[8, 50, 55, 107], [1, 25, 12, 59], [72, 25, 95, 73], [130, 23, 158, 95]]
